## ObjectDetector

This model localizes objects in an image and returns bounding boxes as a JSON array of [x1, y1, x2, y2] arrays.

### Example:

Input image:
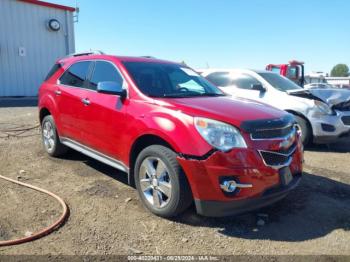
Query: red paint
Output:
[[19, 0, 76, 12], [39, 54, 303, 209], [178, 133, 303, 200], [266, 60, 305, 86]]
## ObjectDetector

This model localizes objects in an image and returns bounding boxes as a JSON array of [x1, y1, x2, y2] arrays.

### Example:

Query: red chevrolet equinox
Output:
[[38, 52, 303, 217]]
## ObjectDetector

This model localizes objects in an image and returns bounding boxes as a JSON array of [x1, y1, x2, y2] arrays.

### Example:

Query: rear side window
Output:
[[206, 72, 231, 87], [45, 63, 61, 81], [59, 61, 92, 88], [89, 61, 124, 90]]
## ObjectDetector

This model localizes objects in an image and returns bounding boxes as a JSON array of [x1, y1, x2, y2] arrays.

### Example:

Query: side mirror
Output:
[[97, 81, 127, 99], [251, 84, 266, 92]]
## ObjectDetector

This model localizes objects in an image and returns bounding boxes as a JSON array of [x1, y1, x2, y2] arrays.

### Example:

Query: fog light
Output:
[[220, 180, 237, 192], [321, 123, 336, 132], [220, 179, 253, 193]]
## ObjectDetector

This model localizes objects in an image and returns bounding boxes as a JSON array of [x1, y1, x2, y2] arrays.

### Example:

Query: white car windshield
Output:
[[258, 72, 302, 92]]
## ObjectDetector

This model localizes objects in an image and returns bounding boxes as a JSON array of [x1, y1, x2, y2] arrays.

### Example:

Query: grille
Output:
[[241, 114, 298, 169], [251, 125, 294, 139], [259, 151, 290, 168], [275, 143, 297, 155], [259, 143, 297, 169], [241, 114, 296, 140], [342, 116, 350, 125]]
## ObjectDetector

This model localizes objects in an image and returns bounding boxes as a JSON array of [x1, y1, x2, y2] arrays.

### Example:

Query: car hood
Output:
[[287, 88, 350, 107], [156, 96, 287, 128]]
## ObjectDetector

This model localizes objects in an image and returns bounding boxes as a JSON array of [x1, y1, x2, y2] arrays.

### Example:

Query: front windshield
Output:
[[123, 61, 225, 98], [258, 72, 302, 92]]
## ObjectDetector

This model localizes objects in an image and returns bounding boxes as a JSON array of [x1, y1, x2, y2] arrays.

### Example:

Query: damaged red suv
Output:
[[38, 52, 303, 217]]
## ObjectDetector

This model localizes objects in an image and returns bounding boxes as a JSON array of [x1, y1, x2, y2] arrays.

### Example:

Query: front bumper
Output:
[[310, 110, 350, 144], [177, 138, 303, 217], [195, 174, 301, 217]]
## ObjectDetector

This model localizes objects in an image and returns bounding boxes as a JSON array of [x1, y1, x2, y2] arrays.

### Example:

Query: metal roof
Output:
[[18, 0, 76, 12]]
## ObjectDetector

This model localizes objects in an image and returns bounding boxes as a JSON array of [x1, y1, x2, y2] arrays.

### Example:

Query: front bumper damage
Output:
[[177, 137, 303, 217], [288, 88, 350, 144]]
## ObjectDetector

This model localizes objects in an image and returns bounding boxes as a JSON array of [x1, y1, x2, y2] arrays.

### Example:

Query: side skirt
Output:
[[60, 137, 130, 174]]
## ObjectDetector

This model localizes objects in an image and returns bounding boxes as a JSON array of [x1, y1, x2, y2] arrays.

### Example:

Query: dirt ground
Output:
[[0, 106, 349, 256]]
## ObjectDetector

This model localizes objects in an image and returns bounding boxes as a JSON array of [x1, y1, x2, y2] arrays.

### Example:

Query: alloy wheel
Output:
[[42, 120, 55, 152], [139, 157, 172, 208]]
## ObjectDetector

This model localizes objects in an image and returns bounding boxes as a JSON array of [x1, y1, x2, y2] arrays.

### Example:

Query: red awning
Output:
[[18, 0, 76, 12]]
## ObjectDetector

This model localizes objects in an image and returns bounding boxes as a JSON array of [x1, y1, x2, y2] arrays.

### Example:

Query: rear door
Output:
[[80, 60, 127, 159], [56, 61, 93, 143]]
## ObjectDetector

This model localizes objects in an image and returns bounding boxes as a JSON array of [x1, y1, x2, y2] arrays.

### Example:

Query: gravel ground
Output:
[[0, 106, 349, 256]]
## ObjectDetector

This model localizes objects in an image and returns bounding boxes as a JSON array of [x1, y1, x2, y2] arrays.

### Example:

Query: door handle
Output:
[[81, 98, 90, 106], [54, 90, 61, 96]]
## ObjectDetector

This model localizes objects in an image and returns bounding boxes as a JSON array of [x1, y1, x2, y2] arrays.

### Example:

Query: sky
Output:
[[50, 0, 349, 73]]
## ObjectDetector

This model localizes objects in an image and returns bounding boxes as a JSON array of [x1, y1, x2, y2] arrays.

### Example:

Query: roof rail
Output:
[[67, 50, 105, 57]]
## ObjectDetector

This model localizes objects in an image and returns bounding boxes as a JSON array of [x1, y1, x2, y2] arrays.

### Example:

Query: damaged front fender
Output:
[[288, 88, 350, 108]]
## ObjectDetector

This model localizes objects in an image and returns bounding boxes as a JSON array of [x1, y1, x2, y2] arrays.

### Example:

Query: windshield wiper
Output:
[[199, 93, 226, 97]]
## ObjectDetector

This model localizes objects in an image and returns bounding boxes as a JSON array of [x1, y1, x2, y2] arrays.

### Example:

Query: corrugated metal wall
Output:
[[0, 0, 75, 96]]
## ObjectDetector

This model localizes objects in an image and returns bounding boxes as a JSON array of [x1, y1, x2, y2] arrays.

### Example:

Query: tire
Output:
[[134, 145, 192, 218], [293, 114, 312, 146], [41, 115, 68, 157]]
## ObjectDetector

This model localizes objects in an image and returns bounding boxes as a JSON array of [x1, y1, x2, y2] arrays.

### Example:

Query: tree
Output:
[[330, 64, 349, 77]]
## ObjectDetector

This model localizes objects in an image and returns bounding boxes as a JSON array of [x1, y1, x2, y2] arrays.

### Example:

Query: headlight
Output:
[[314, 100, 333, 115], [194, 117, 247, 151]]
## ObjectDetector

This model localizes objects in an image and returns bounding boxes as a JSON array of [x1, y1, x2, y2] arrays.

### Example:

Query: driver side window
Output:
[[231, 74, 261, 90], [89, 61, 124, 90]]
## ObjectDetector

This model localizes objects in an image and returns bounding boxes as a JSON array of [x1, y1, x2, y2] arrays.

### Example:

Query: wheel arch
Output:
[[128, 134, 176, 187], [39, 107, 51, 124], [38, 93, 62, 133]]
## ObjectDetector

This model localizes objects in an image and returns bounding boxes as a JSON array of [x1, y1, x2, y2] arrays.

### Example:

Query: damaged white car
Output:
[[200, 69, 350, 145]]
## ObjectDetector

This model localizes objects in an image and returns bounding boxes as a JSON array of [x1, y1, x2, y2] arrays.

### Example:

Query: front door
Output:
[[224, 73, 267, 102], [79, 60, 127, 160]]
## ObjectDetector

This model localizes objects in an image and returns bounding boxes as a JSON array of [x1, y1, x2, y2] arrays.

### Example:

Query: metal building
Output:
[[0, 0, 76, 97]]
